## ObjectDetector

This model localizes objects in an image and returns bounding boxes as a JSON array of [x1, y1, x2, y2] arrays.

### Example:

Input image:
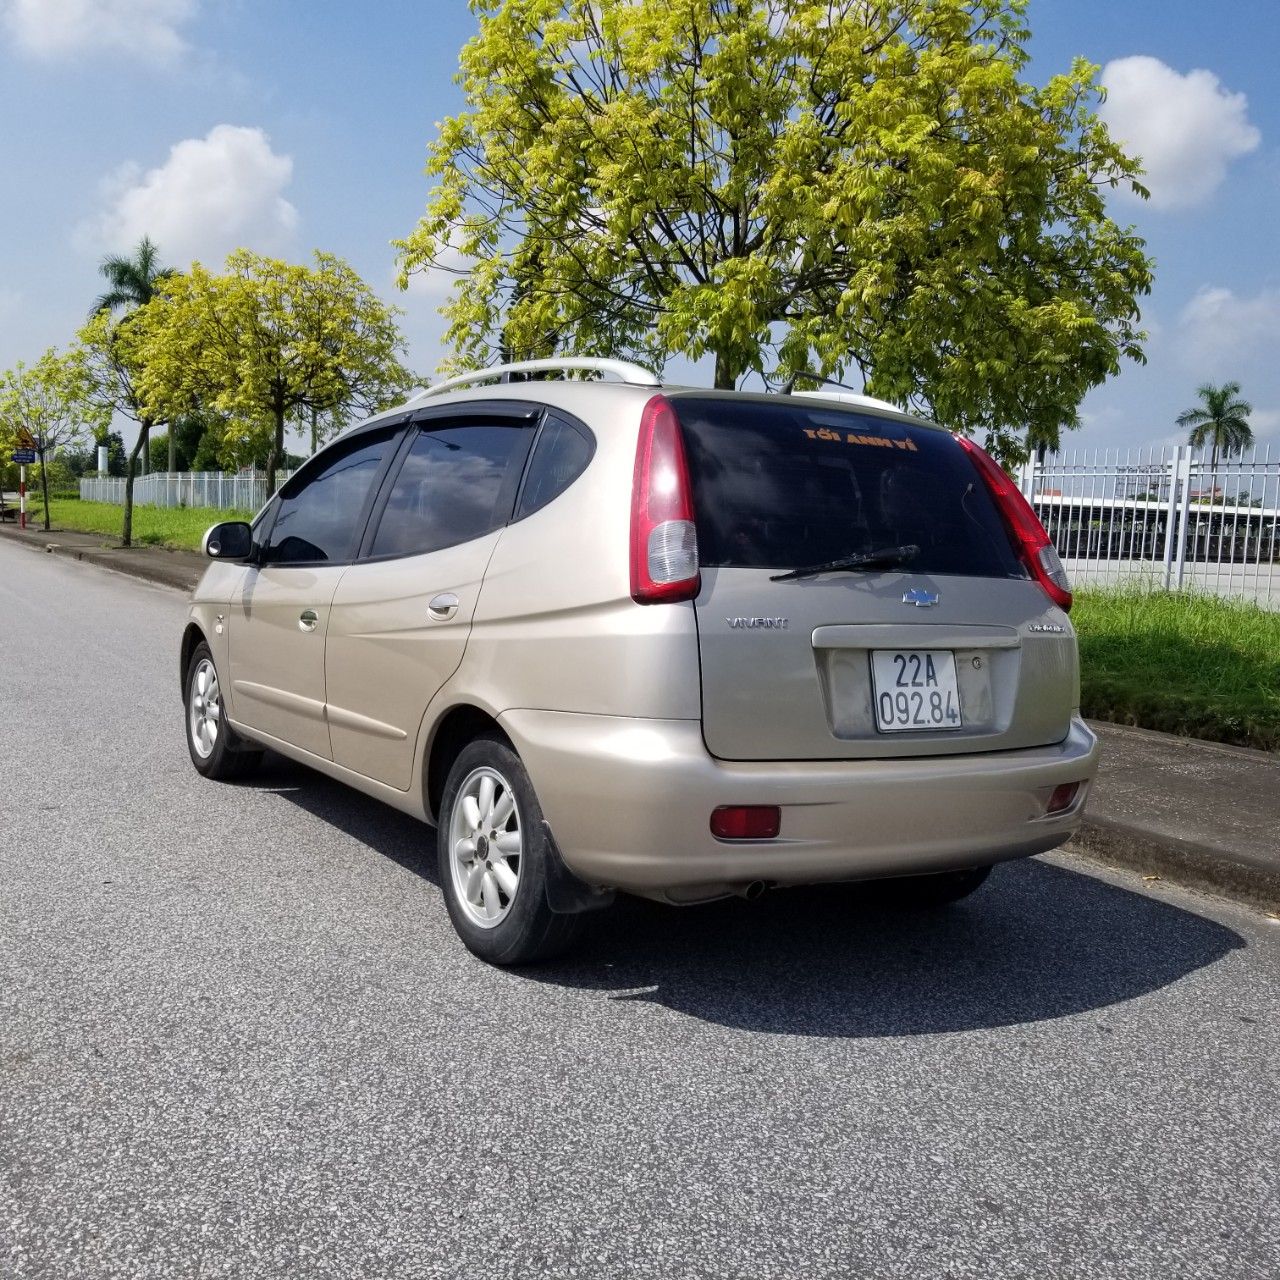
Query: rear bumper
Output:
[[501, 710, 1099, 901]]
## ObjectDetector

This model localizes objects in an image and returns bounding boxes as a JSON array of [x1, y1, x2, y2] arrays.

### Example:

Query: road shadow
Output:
[[251, 754, 1245, 1039], [530, 862, 1245, 1037], [246, 753, 440, 885]]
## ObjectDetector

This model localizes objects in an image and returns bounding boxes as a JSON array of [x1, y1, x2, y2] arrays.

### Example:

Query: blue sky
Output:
[[1, 0, 1277, 453]]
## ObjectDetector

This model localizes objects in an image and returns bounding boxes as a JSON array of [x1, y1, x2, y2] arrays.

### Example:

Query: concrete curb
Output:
[[44, 543, 201, 593], [1068, 818, 1280, 913], [0, 527, 202, 593]]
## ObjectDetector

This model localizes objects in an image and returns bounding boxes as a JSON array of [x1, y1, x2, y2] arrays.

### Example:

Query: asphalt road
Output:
[[2, 538, 1278, 1280]]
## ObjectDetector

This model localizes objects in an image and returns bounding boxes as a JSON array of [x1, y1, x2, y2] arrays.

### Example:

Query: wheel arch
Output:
[[180, 622, 207, 700], [424, 703, 512, 825]]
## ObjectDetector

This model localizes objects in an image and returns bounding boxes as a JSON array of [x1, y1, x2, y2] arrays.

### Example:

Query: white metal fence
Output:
[[79, 470, 295, 512], [77, 448, 1280, 606], [1018, 444, 1280, 606]]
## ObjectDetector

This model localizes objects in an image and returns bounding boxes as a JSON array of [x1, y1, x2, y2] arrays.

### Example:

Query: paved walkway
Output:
[[1074, 721, 1280, 907], [0, 522, 204, 592]]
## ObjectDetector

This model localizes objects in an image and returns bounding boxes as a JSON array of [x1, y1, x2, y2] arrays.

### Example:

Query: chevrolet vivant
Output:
[[181, 358, 1097, 964]]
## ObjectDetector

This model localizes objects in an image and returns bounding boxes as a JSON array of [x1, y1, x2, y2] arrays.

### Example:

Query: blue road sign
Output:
[[11, 449, 36, 464]]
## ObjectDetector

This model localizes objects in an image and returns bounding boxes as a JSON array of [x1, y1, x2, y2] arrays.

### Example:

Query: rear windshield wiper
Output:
[[770, 544, 921, 582]]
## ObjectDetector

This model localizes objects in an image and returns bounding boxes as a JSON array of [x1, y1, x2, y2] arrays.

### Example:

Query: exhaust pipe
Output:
[[736, 880, 770, 901]]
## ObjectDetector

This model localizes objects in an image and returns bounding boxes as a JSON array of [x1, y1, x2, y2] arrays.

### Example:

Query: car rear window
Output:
[[673, 397, 1025, 578]]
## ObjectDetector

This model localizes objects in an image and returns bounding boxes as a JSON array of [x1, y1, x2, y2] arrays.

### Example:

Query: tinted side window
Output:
[[369, 422, 531, 559], [675, 398, 1024, 579], [265, 431, 392, 564], [251, 501, 274, 541], [515, 415, 593, 519]]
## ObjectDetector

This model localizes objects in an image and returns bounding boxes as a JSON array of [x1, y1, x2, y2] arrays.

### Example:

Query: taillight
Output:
[[955, 436, 1072, 611], [630, 395, 700, 604]]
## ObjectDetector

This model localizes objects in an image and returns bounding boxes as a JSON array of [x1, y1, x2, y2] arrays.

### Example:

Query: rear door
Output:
[[324, 408, 537, 790], [672, 394, 1077, 761]]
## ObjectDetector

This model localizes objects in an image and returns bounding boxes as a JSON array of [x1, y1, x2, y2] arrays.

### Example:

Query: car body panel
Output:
[[694, 569, 1077, 760], [466, 397, 702, 722], [185, 560, 246, 702], [325, 531, 503, 790], [215, 712, 431, 822], [227, 563, 348, 759], [500, 708, 1098, 900]]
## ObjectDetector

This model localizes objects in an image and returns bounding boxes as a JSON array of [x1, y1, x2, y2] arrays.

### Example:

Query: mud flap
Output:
[[542, 820, 615, 915]]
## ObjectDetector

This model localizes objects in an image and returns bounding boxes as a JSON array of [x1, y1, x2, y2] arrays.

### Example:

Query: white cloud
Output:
[[76, 125, 298, 267], [401, 255, 469, 301], [1, 0, 196, 63], [400, 222, 477, 301], [1178, 286, 1280, 369], [1099, 56, 1260, 209]]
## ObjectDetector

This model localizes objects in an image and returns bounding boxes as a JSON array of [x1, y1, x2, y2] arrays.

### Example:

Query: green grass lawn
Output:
[[1074, 586, 1280, 752], [42, 499, 253, 551]]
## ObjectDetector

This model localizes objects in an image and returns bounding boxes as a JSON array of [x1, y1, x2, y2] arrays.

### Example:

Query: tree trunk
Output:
[[122, 422, 150, 548], [714, 351, 741, 390], [310, 405, 319, 455], [265, 405, 285, 495], [168, 429, 177, 472], [38, 446, 51, 531]]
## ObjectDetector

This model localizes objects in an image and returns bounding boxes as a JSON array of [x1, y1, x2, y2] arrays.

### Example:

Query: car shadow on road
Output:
[[247, 753, 443, 883], [252, 754, 1245, 1039]]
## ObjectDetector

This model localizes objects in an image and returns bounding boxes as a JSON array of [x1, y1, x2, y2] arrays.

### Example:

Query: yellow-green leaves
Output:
[[79, 304, 165, 427], [399, 0, 1153, 458], [0, 345, 110, 529], [135, 250, 414, 488], [0, 346, 108, 459]]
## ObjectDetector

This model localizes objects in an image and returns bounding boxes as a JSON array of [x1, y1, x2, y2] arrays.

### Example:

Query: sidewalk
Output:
[[1071, 722, 1280, 909], [3, 519, 1276, 908], [0, 521, 204, 592]]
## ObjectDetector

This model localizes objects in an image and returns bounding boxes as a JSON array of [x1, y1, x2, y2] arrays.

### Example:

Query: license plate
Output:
[[870, 650, 963, 732]]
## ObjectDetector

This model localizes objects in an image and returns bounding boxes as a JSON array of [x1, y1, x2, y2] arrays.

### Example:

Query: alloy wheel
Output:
[[188, 657, 221, 760], [448, 766, 522, 929]]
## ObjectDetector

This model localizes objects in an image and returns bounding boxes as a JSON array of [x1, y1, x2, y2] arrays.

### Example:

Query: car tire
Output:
[[184, 641, 262, 781], [437, 733, 584, 965], [874, 864, 993, 907]]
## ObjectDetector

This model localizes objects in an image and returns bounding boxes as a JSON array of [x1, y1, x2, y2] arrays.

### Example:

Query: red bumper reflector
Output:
[[1046, 782, 1081, 815], [711, 805, 781, 840]]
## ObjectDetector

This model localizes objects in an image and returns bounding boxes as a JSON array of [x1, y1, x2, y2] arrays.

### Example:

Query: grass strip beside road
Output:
[[1074, 587, 1280, 753], [42, 499, 253, 552]]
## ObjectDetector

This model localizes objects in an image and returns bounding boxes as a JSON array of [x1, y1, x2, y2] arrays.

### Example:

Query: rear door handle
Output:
[[298, 609, 319, 632], [428, 593, 459, 621]]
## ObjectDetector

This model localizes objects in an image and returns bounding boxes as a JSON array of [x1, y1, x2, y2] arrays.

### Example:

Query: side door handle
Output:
[[298, 609, 319, 632], [428, 593, 459, 621]]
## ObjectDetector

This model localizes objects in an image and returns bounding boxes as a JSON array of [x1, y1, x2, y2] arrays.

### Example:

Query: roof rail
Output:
[[792, 389, 906, 414], [414, 357, 661, 401]]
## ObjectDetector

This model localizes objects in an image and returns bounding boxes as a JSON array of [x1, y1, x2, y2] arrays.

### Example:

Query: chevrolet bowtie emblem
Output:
[[902, 588, 939, 607]]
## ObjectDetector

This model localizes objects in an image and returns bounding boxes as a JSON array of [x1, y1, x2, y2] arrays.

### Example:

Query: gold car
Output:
[[182, 359, 1096, 964]]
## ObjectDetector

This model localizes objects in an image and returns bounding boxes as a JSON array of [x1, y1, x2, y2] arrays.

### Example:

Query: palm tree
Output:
[[93, 235, 173, 315], [93, 236, 176, 470], [1176, 381, 1254, 501]]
